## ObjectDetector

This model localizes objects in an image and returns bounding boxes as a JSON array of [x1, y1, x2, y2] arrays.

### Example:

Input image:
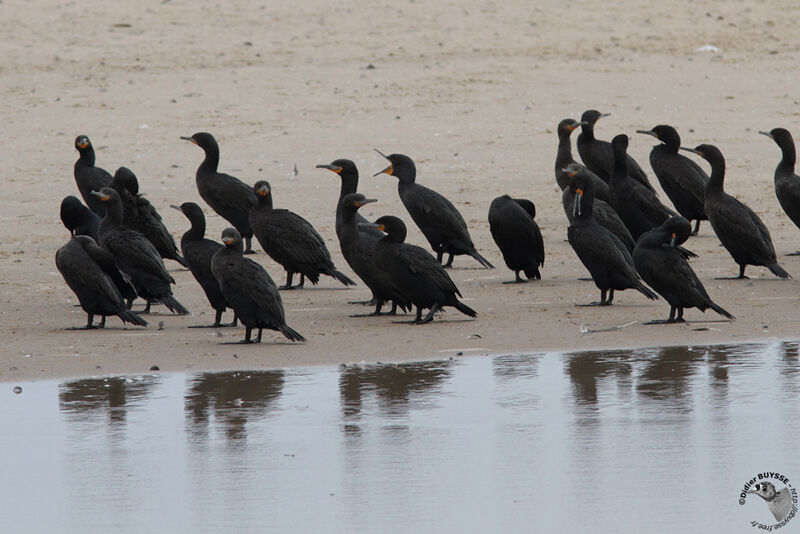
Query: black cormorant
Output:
[[488, 195, 545, 283]]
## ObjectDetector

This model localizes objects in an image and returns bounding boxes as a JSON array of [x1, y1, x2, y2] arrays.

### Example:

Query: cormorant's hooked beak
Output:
[[90, 190, 110, 202], [76, 139, 89, 149], [180, 136, 198, 145], [679, 146, 701, 156], [170, 204, 183, 213], [221, 236, 236, 246], [256, 185, 270, 197], [316, 164, 342, 173], [355, 198, 378, 208], [758, 131, 773, 139], [358, 222, 385, 232], [562, 167, 579, 177], [636, 129, 658, 139], [573, 187, 583, 218], [567, 122, 587, 132], [669, 232, 677, 247], [374, 164, 392, 177]]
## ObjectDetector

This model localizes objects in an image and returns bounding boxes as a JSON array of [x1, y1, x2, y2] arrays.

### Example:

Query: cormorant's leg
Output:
[[349, 296, 377, 305], [138, 300, 152, 314], [437, 250, 444, 264], [416, 303, 440, 324], [243, 236, 256, 254], [349, 298, 386, 317], [255, 328, 263, 343], [606, 289, 615, 304], [126, 298, 134, 310], [675, 307, 685, 322], [227, 313, 239, 327], [99, 316, 106, 328], [392, 305, 424, 324], [297, 274, 305, 289], [443, 253, 454, 269], [189, 308, 235, 328], [68, 313, 100, 330], [503, 271, 528, 284], [715, 264, 750, 280], [576, 288, 612, 307], [645, 306, 678, 325], [692, 220, 700, 236], [280, 271, 296, 290], [214, 309, 223, 327]]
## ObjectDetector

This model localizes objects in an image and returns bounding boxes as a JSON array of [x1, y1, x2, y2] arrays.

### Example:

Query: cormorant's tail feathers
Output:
[[709, 301, 735, 321], [279, 324, 306, 342], [119, 309, 148, 327], [330, 269, 357, 287], [162, 295, 190, 315], [768, 263, 791, 279], [637, 283, 659, 301], [453, 300, 477, 318], [469, 249, 494, 269]]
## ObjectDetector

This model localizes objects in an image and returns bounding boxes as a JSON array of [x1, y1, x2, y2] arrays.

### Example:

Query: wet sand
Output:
[[3, 0, 800, 381]]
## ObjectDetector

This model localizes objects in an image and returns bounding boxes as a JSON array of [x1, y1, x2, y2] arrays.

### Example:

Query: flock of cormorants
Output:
[[56, 109, 800, 343]]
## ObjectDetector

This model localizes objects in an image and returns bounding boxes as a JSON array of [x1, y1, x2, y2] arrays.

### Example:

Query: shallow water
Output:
[[2, 342, 799, 533]]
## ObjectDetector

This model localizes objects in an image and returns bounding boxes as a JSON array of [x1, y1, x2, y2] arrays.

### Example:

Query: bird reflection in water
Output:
[[564, 349, 634, 407], [59, 375, 159, 426], [184, 370, 284, 441]]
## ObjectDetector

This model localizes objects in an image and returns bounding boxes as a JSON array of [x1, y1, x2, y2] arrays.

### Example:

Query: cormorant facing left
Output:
[[760, 127, 800, 251], [374, 151, 493, 269], [74, 135, 113, 217]]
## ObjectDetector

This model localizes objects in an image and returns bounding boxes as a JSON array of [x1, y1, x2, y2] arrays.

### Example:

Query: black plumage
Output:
[[374, 151, 493, 269], [488, 195, 545, 283], [371, 215, 477, 324], [554, 118, 610, 203], [181, 132, 258, 253], [760, 128, 800, 243], [111, 167, 187, 267], [576, 110, 655, 192], [608, 134, 675, 240], [74, 135, 113, 217], [172, 202, 236, 328], [566, 167, 658, 305], [316, 159, 383, 240], [562, 166, 635, 251], [60, 195, 100, 240], [633, 216, 734, 323], [681, 144, 790, 279], [637, 125, 709, 235], [339, 193, 409, 316], [56, 235, 148, 329], [211, 227, 305, 343], [94, 187, 190, 314], [249, 180, 356, 289]]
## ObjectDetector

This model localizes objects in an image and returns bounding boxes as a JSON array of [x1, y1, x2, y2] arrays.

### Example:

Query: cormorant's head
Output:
[[580, 109, 610, 127], [180, 132, 217, 152], [372, 215, 407, 243], [637, 125, 681, 149], [373, 150, 416, 183], [557, 118, 586, 138], [759, 127, 793, 148], [254, 180, 271, 198], [90, 187, 118, 204], [316, 159, 358, 177], [221, 227, 242, 247], [679, 143, 722, 165], [113, 167, 139, 195], [74, 135, 90, 151]]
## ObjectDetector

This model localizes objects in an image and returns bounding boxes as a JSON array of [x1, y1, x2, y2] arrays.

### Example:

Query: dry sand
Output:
[[3, 0, 800, 382]]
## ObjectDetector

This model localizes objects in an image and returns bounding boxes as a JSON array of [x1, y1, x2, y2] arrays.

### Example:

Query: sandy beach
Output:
[[3, 0, 800, 382]]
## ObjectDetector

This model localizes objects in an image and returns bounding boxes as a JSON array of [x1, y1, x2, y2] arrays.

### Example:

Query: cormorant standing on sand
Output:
[[181, 132, 258, 253], [111, 166, 187, 267], [488, 195, 545, 283], [316, 159, 383, 240], [56, 235, 148, 329], [60, 195, 100, 240], [338, 193, 409, 316], [760, 127, 800, 253], [211, 227, 306, 343], [681, 144, 790, 279], [577, 110, 655, 192], [554, 118, 610, 203], [637, 125, 709, 235], [93, 187, 190, 314], [172, 202, 237, 328], [633, 216, 734, 323], [566, 165, 658, 305], [608, 134, 675, 240], [374, 150, 494, 269], [369, 215, 477, 324], [74, 135, 113, 217], [249, 180, 356, 289]]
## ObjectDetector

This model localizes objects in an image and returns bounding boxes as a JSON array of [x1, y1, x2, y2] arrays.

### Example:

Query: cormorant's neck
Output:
[[257, 195, 273, 210], [77, 147, 95, 167], [200, 145, 220, 174], [610, 147, 628, 182], [339, 174, 358, 199], [579, 125, 595, 142], [705, 157, 726, 194], [101, 202, 124, 227], [556, 133, 575, 168], [778, 141, 796, 175], [185, 216, 206, 241]]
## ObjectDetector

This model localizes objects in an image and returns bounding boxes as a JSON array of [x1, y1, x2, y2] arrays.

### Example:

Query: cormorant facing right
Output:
[[56, 235, 148, 329], [760, 127, 800, 249], [681, 144, 790, 279], [566, 165, 658, 305], [111, 167, 187, 267], [608, 134, 675, 240], [211, 227, 305, 343], [374, 151, 494, 269], [181, 132, 258, 253], [637, 125, 709, 235], [554, 118, 610, 203], [93, 187, 190, 315], [488, 195, 545, 283], [172, 202, 236, 328], [633, 216, 734, 323], [60, 195, 100, 240], [74, 135, 113, 217], [576, 110, 655, 192], [370, 215, 477, 324]]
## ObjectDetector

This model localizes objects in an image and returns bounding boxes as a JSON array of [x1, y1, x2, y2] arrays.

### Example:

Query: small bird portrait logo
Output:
[[748, 481, 793, 522], [739, 472, 798, 529]]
